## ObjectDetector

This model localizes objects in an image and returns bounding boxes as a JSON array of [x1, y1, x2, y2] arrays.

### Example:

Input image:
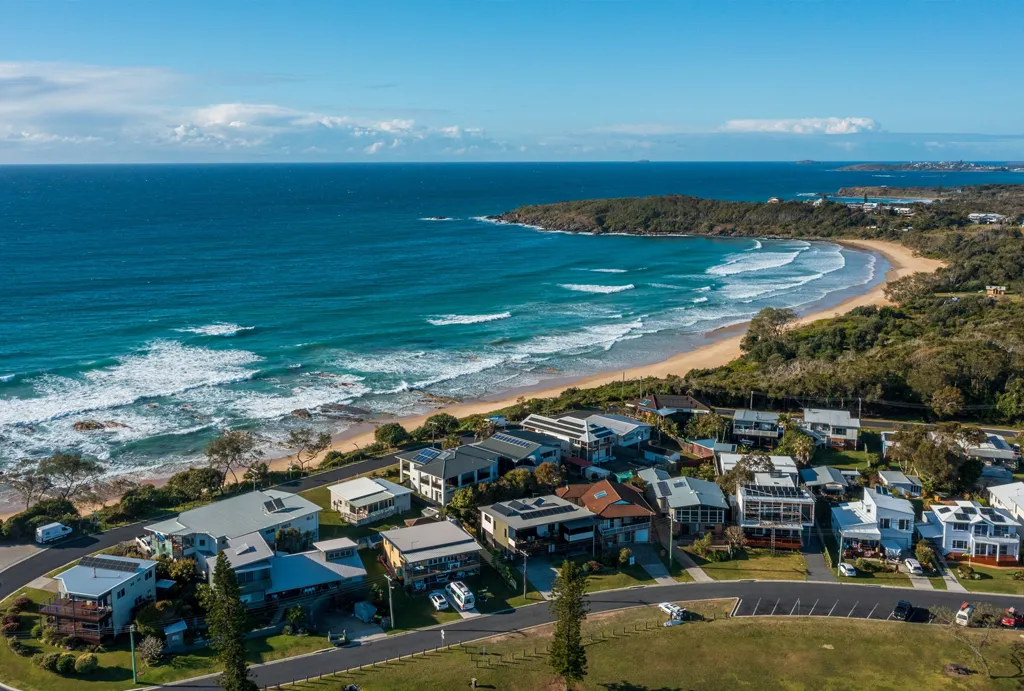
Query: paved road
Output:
[[0, 453, 400, 602], [166, 580, 1024, 690], [714, 407, 1019, 438]]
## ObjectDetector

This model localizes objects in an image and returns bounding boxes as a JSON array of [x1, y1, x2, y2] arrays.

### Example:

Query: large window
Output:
[[951, 539, 969, 550], [675, 507, 725, 524], [952, 522, 969, 532], [879, 518, 891, 529]]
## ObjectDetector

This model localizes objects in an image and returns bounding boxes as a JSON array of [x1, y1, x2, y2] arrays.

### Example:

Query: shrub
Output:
[[36, 651, 62, 671], [914, 542, 936, 569], [30, 623, 43, 638], [586, 560, 603, 573], [56, 652, 77, 675], [7, 637, 31, 656], [285, 605, 306, 628], [13, 595, 31, 610], [2, 612, 18, 625], [374, 422, 411, 447], [618, 547, 633, 566], [1012, 570, 1024, 581], [41, 626, 60, 645], [281, 623, 294, 636], [75, 653, 99, 675], [691, 532, 715, 558], [2, 620, 20, 635], [138, 635, 164, 665]]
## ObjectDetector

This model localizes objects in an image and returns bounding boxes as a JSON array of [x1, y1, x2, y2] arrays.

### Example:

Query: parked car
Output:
[[1001, 607, 1024, 628], [955, 602, 975, 627], [658, 602, 687, 620], [904, 558, 923, 576], [429, 592, 449, 611], [35, 522, 72, 544], [838, 562, 857, 577], [892, 600, 913, 621]]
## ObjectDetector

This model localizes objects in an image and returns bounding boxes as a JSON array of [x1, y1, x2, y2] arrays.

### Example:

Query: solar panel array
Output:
[[980, 507, 1006, 523], [741, 484, 805, 499], [519, 504, 578, 520], [413, 447, 442, 463], [954, 511, 969, 521], [80, 556, 139, 573], [263, 497, 286, 512], [490, 504, 512, 517], [656, 481, 671, 497], [492, 432, 532, 448]]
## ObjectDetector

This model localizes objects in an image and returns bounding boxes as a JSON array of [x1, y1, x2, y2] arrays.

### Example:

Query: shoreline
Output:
[[263, 238, 942, 473], [0, 238, 944, 519]]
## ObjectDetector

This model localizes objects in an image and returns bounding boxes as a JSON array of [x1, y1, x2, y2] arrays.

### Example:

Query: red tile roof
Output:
[[556, 479, 655, 519]]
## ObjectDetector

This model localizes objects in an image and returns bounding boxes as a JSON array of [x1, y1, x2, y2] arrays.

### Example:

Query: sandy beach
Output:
[[264, 238, 943, 473]]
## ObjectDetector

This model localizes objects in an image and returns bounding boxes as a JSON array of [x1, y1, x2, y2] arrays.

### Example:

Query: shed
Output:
[[353, 600, 377, 623], [163, 620, 188, 652]]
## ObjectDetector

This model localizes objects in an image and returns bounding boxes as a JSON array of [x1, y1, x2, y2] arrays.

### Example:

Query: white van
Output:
[[445, 580, 475, 611], [35, 522, 72, 544], [955, 602, 975, 627]]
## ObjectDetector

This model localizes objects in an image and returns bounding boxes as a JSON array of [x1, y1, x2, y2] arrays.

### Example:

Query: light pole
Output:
[[129, 624, 138, 684], [518, 549, 529, 599], [384, 575, 395, 630]]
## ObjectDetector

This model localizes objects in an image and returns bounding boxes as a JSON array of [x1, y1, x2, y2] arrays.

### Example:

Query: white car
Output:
[[904, 558, 924, 576], [429, 592, 449, 611], [658, 602, 686, 620], [838, 562, 857, 577]]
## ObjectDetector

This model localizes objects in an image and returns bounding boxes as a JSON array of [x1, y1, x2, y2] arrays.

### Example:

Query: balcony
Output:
[[733, 427, 780, 439], [41, 599, 112, 622], [599, 522, 648, 537], [745, 535, 803, 550], [53, 623, 104, 643]]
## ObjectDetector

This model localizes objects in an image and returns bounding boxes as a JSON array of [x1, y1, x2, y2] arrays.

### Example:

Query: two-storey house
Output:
[[473, 430, 563, 470], [917, 500, 1021, 566], [735, 473, 815, 549], [396, 445, 500, 505], [800, 408, 860, 449], [731, 410, 782, 447], [831, 486, 915, 560], [638, 467, 728, 537], [520, 413, 617, 463], [479, 495, 597, 557], [557, 479, 655, 549], [380, 520, 483, 592]]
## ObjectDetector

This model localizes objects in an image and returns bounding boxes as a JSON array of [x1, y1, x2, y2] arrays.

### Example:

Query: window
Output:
[[145, 570, 152, 580], [116, 588, 125, 600], [897, 519, 911, 531], [952, 522, 969, 532], [306, 515, 314, 521], [879, 518, 891, 529], [973, 524, 988, 536], [951, 539, 969, 550], [199, 538, 206, 546]]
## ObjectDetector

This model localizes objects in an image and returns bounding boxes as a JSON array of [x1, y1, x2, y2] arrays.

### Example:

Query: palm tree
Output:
[[792, 434, 816, 466]]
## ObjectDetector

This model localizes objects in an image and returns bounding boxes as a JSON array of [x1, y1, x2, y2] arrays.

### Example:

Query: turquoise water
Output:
[[2, 163, 1019, 474]]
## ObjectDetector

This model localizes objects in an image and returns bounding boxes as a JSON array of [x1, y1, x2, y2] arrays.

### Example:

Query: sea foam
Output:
[[427, 312, 512, 326], [176, 323, 255, 337], [706, 250, 802, 277], [558, 283, 635, 294]]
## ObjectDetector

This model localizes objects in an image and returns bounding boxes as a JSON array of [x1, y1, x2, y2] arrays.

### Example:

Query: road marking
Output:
[[828, 601, 838, 617], [847, 601, 859, 617], [867, 603, 879, 619]]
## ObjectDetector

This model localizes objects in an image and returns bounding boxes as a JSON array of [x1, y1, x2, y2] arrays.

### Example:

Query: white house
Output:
[[917, 500, 1021, 566], [328, 477, 413, 526], [735, 474, 815, 550], [581, 413, 653, 447], [877, 470, 924, 497], [731, 410, 782, 445], [521, 413, 617, 463], [831, 487, 915, 560], [800, 409, 860, 449], [396, 445, 500, 505], [43, 555, 158, 642], [964, 433, 1020, 467], [718, 453, 798, 482], [988, 482, 1024, 522]]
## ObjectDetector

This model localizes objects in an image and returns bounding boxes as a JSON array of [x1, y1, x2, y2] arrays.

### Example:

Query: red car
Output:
[[1001, 607, 1024, 628]]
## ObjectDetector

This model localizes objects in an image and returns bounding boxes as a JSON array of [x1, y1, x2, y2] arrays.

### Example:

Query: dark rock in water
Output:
[[292, 408, 312, 419], [102, 420, 130, 429], [319, 403, 371, 417], [73, 420, 106, 431]]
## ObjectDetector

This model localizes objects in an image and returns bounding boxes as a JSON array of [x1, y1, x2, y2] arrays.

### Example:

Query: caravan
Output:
[[445, 580, 475, 611]]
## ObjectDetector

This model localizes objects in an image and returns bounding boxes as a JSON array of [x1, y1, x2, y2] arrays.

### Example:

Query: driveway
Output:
[[525, 556, 558, 599], [631, 544, 675, 585], [802, 533, 837, 583]]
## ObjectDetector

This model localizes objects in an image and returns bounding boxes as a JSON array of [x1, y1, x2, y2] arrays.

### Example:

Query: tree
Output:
[[444, 486, 478, 525], [274, 527, 314, 554], [473, 417, 496, 441], [138, 636, 165, 666], [242, 462, 269, 489], [0, 459, 53, 510], [931, 386, 964, 418], [166, 467, 223, 502], [740, 307, 796, 359], [208, 552, 257, 691], [423, 413, 459, 440], [206, 430, 263, 485], [915, 542, 936, 570], [441, 433, 462, 450], [724, 525, 747, 555], [287, 427, 331, 474], [997, 378, 1024, 421], [168, 558, 197, 583], [790, 434, 816, 465], [716, 453, 773, 492], [373, 422, 410, 448], [549, 559, 589, 689], [534, 462, 564, 490], [38, 452, 102, 502], [685, 412, 727, 441]]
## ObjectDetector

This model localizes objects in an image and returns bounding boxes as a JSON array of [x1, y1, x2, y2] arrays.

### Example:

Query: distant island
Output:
[[489, 184, 1024, 237], [795, 160, 820, 165], [838, 161, 1024, 172]]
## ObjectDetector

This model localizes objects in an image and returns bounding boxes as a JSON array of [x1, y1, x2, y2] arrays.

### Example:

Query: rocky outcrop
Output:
[[292, 408, 312, 419], [73, 419, 130, 431]]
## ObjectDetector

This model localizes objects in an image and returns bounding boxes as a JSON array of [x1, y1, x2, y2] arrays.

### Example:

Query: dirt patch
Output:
[[944, 663, 972, 677]]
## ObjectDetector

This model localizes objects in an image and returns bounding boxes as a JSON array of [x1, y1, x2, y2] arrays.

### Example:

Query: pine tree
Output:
[[209, 552, 257, 691], [548, 559, 589, 689]]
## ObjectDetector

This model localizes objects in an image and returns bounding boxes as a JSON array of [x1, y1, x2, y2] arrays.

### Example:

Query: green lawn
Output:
[[683, 548, 808, 581], [661, 549, 695, 583], [301, 482, 425, 543], [0, 587, 332, 691], [837, 567, 912, 586], [306, 601, 1024, 690], [560, 556, 656, 592], [929, 576, 949, 590], [362, 553, 461, 633], [951, 562, 1024, 595]]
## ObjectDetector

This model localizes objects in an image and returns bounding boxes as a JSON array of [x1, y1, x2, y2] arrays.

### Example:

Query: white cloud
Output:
[[364, 141, 385, 154], [721, 117, 881, 135], [592, 123, 693, 136]]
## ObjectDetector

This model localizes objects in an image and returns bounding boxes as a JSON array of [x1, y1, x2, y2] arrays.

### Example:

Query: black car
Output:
[[892, 600, 913, 621]]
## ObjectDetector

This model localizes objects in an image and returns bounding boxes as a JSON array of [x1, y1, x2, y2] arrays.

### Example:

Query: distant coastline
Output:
[[838, 161, 1024, 173]]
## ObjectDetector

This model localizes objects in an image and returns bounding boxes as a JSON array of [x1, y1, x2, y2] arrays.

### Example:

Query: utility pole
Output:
[[519, 550, 529, 599], [749, 390, 754, 410], [667, 512, 674, 573], [129, 624, 138, 684], [384, 575, 395, 630]]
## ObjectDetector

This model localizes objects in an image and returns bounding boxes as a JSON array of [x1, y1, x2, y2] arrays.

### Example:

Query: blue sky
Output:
[[1, 0, 1021, 162]]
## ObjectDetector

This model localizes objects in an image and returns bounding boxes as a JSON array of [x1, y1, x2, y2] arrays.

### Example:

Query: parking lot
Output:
[[736, 596, 935, 624]]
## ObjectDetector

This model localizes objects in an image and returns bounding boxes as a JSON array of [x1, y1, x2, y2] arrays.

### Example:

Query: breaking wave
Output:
[[558, 283, 635, 294], [176, 323, 255, 337], [427, 312, 512, 326]]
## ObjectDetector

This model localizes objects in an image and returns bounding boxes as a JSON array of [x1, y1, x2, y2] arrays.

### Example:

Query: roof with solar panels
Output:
[[473, 429, 562, 461], [56, 554, 158, 597], [145, 489, 320, 540], [396, 444, 500, 479], [479, 494, 596, 530]]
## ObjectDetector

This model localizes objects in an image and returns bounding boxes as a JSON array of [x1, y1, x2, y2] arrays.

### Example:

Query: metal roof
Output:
[[800, 466, 849, 488], [145, 489, 320, 540], [718, 454, 797, 474], [865, 487, 915, 514], [638, 467, 728, 510], [56, 555, 157, 598], [381, 520, 482, 557], [329, 477, 412, 503], [522, 413, 616, 444], [479, 495, 595, 530], [223, 533, 274, 569], [397, 444, 499, 480], [732, 409, 779, 424], [266, 548, 366, 594], [801, 408, 861, 429]]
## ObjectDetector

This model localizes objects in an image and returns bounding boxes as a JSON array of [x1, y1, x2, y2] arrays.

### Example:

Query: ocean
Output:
[[2, 162, 1020, 475]]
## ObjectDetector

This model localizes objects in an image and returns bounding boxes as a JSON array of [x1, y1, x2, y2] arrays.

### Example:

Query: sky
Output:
[[1, 0, 1022, 163]]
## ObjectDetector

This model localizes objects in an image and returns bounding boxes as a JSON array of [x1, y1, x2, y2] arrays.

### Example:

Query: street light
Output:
[[384, 574, 395, 630]]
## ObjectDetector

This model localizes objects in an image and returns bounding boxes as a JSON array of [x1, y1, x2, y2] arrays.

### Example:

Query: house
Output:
[[735, 474, 815, 549], [139, 489, 321, 569], [978, 464, 1015, 488], [800, 409, 860, 449], [521, 413, 617, 463], [917, 500, 1021, 566], [987, 285, 1008, 296], [638, 467, 728, 536], [964, 433, 1019, 467], [580, 413, 653, 448], [877, 470, 924, 498], [969, 213, 1006, 224], [473, 429, 563, 469], [479, 495, 597, 556], [628, 394, 711, 420], [381, 520, 483, 592], [328, 477, 413, 526], [799, 466, 850, 496], [679, 438, 737, 461], [767, 196, 781, 204], [718, 453, 798, 482], [831, 487, 915, 560], [731, 410, 782, 445], [42, 555, 157, 643], [396, 445, 500, 505], [557, 480, 656, 549], [988, 482, 1024, 522]]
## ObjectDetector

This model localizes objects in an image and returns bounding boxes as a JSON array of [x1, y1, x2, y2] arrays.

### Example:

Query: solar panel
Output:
[[741, 484, 805, 498], [272, 497, 286, 510], [263, 500, 277, 512], [962, 507, 977, 515], [657, 481, 671, 497], [490, 504, 512, 517], [954, 512, 969, 521], [492, 433, 531, 448], [80, 556, 139, 573], [413, 447, 442, 463]]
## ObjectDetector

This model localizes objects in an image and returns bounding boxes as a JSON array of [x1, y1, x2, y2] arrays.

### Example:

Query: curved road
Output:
[[166, 580, 1021, 690]]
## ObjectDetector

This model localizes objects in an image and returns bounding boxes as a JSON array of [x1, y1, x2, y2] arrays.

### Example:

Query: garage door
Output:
[[634, 529, 649, 543]]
